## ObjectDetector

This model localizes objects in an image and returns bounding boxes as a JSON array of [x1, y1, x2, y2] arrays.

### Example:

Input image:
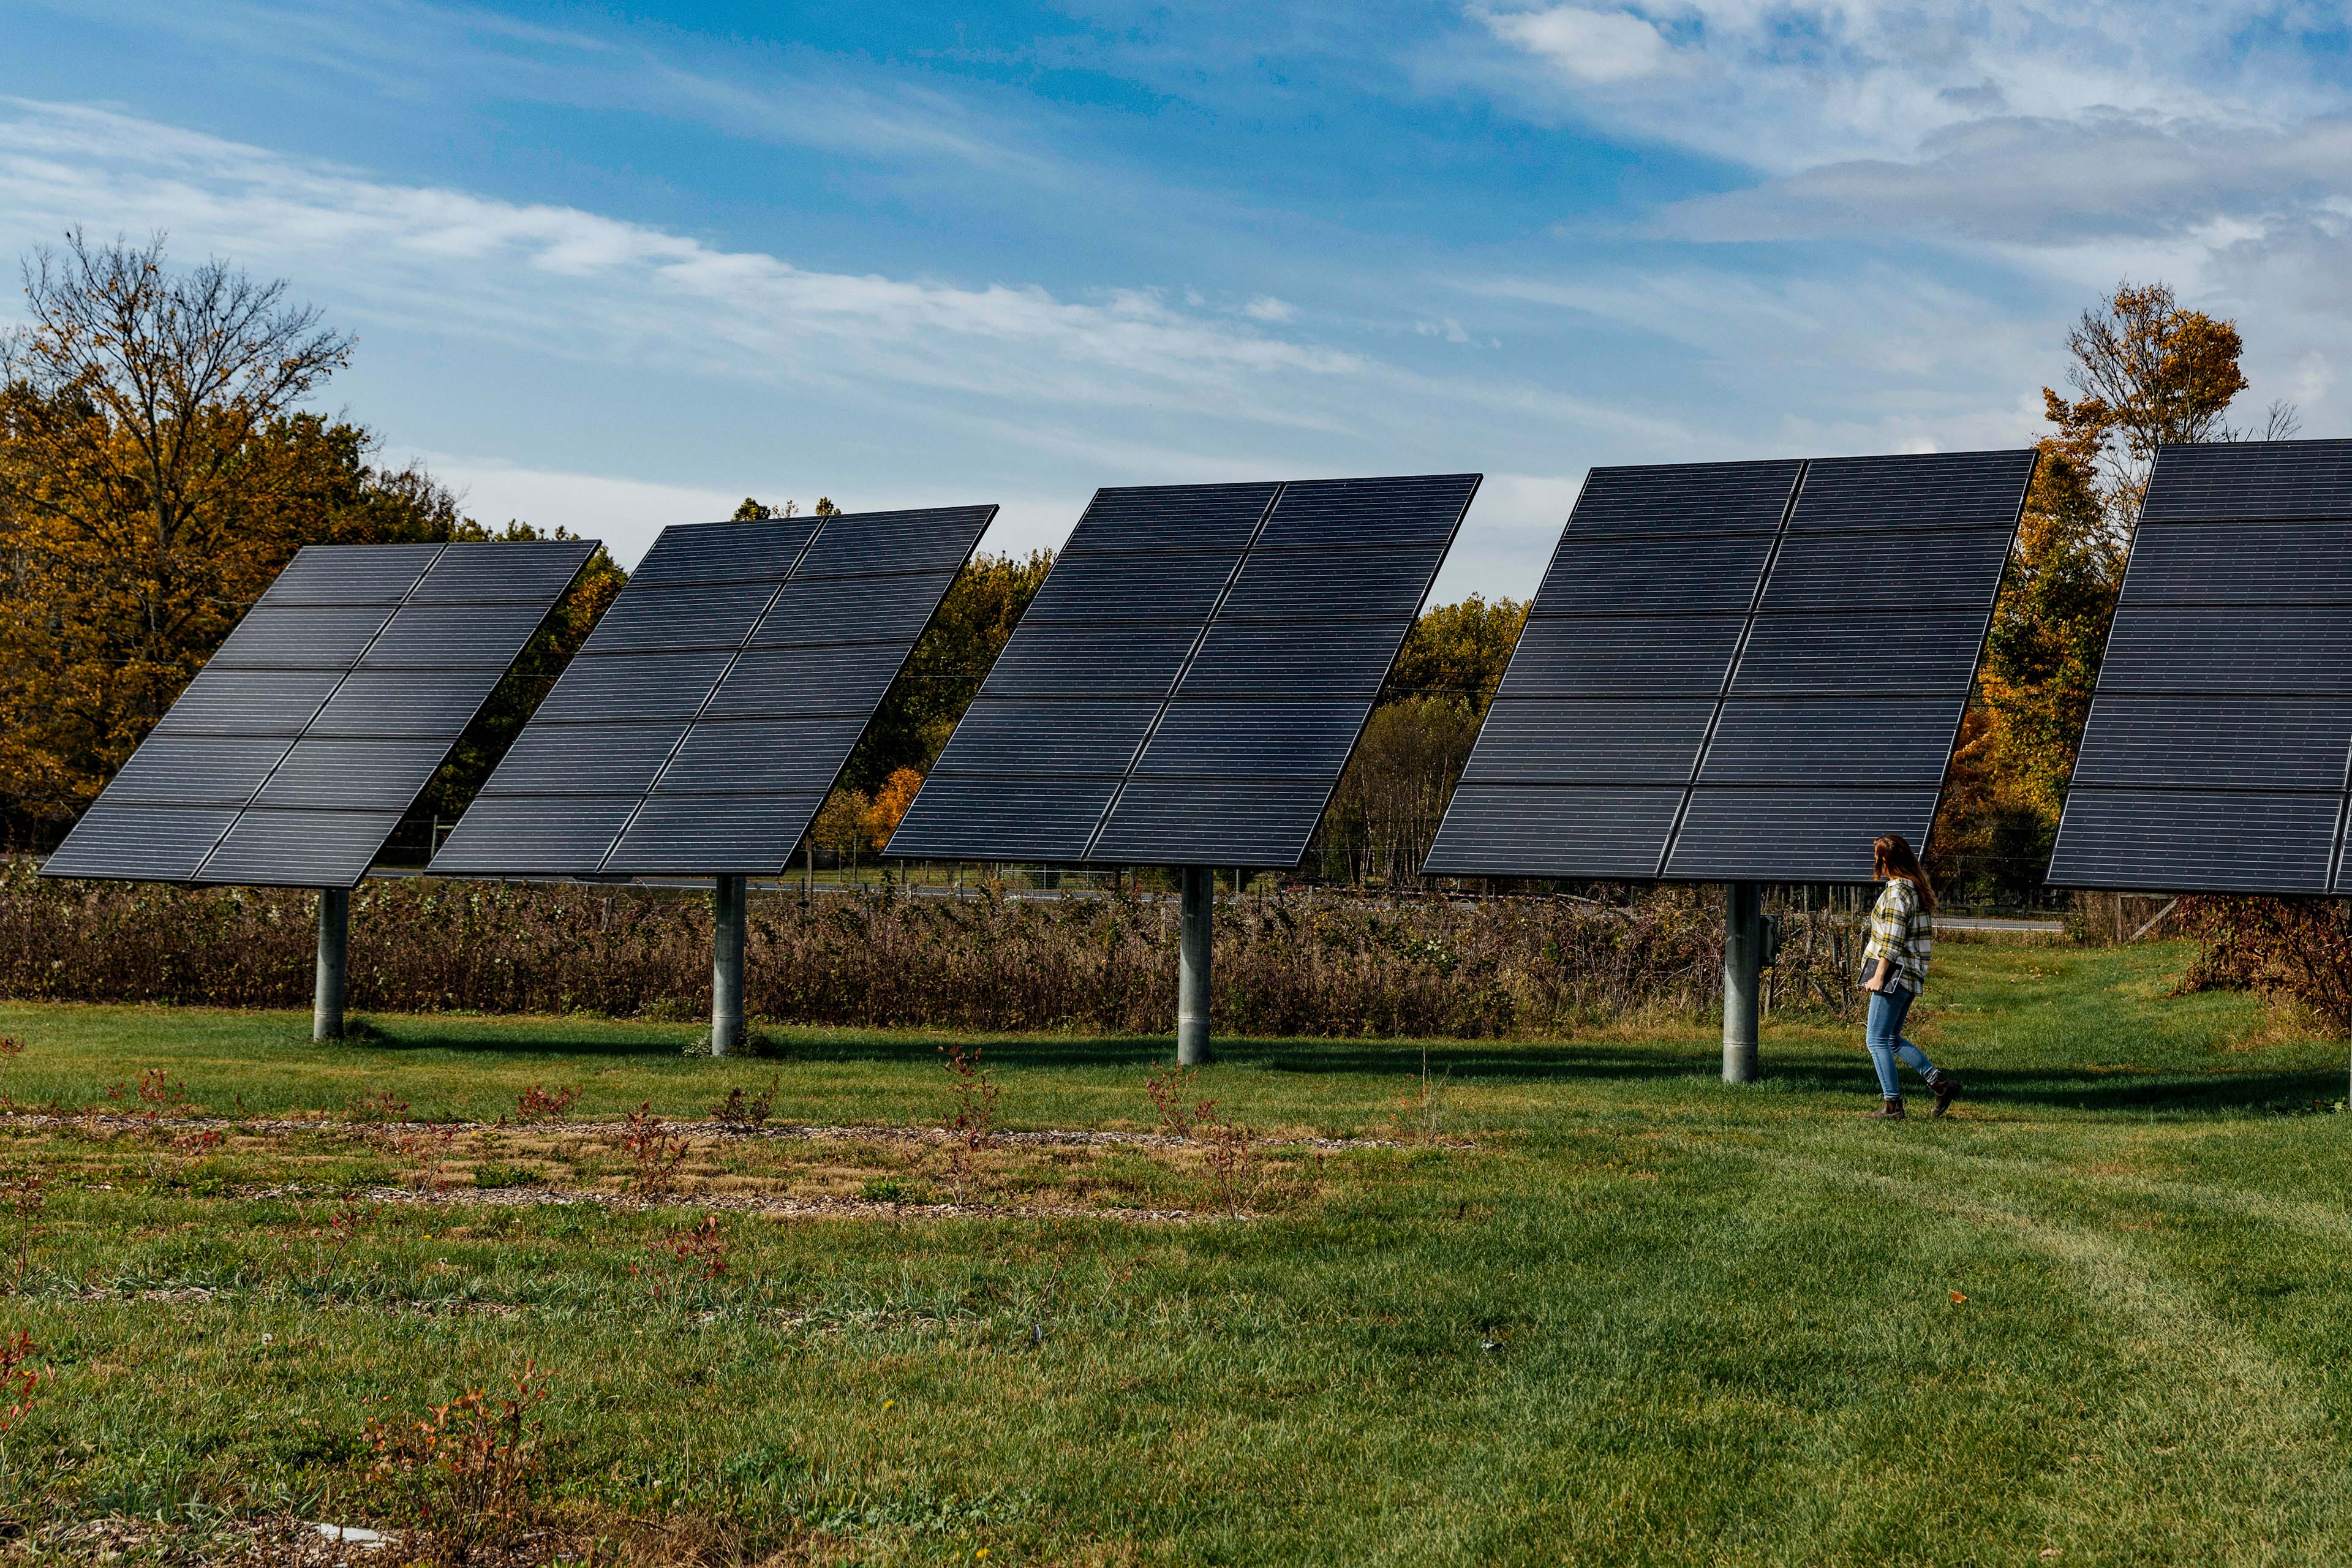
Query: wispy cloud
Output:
[[0, 99, 1360, 428]]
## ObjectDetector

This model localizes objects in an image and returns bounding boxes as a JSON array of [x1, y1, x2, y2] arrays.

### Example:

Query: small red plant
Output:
[[1145, 1063, 1217, 1141], [395, 1125, 462, 1191], [1, 1170, 43, 1288], [512, 1084, 578, 1125], [938, 1042, 1000, 1202], [351, 1089, 412, 1124], [0, 1036, 24, 1110], [0, 1330, 45, 1434], [614, 1103, 691, 1196], [634, 1214, 729, 1303], [365, 1361, 549, 1560], [710, 1074, 778, 1129], [1197, 1114, 1261, 1216]]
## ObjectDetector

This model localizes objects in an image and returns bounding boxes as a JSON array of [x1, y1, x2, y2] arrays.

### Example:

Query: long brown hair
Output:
[[1872, 834, 1936, 911]]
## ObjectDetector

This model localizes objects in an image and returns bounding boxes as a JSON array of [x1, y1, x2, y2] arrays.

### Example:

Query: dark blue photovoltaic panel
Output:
[[207, 607, 394, 668], [435, 505, 996, 876], [1055, 483, 1278, 557], [893, 474, 1479, 865], [42, 540, 594, 888], [1699, 697, 1962, 787], [2092, 606, 2352, 695], [2070, 696, 2352, 793], [579, 582, 778, 654], [1788, 451, 2037, 532], [252, 739, 454, 810], [1427, 450, 2028, 881], [929, 698, 1160, 777], [1457, 699, 1713, 786], [1531, 534, 1774, 614], [1493, 616, 1746, 698], [104, 733, 295, 805], [1664, 788, 1942, 882], [1425, 785, 1686, 878], [1130, 700, 1366, 777], [627, 518, 816, 587], [256, 545, 443, 606], [2049, 439, 2352, 894], [2049, 788, 2341, 894], [1565, 461, 1803, 537], [2136, 440, 2352, 523], [883, 774, 1121, 862], [1013, 550, 1240, 623]]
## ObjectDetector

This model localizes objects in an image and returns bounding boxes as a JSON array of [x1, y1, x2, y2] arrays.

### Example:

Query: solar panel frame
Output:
[[2047, 439, 2352, 895], [431, 505, 998, 878], [41, 540, 595, 888], [1427, 450, 2035, 883], [888, 475, 1482, 868]]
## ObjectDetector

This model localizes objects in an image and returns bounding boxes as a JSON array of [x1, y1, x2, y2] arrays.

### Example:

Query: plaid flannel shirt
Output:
[[1863, 878, 1933, 994]]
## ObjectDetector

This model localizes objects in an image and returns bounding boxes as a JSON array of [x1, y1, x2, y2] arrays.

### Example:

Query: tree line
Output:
[[0, 234, 2293, 897]]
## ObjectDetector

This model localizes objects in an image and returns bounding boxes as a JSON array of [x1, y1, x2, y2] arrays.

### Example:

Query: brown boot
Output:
[[1930, 1074, 1962, 1118], [1867, 1097, 1905, 1120]]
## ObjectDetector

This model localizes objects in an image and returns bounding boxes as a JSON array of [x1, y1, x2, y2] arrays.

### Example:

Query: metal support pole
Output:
[[712, 874, 747, 1057], [1177, 865, 1213, 1066], [1722, 881, 1762, 1084], [313, 886, 349, 1043]]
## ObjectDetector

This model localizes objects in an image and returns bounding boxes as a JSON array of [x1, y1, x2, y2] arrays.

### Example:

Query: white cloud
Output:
[[0, 99, 1361, 431], [1242, 295, 1298, 322], [1479, 6, 1675, 84]]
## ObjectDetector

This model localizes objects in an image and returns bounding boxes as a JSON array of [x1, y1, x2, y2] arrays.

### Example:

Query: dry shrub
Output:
[[364, 1362, 549, 1564], [2, 863, 1858, 1038], [615, 1103, 691, 1196], [1145, 1064, 1214, 1140], [2177, 895, 2352, 1032]]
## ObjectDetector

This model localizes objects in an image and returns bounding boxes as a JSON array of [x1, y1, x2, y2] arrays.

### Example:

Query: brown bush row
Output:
[[0, 861, 1859, 1038]]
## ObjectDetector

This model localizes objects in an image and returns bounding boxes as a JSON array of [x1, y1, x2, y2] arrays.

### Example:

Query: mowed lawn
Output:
[[1, 938, 2348, 1565]]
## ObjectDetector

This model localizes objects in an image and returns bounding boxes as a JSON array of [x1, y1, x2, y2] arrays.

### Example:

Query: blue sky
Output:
[[4, 1, 2348, 597]]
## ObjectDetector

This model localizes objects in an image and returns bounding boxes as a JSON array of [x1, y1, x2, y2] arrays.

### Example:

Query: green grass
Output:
[[1, 939, 2348, 1564]]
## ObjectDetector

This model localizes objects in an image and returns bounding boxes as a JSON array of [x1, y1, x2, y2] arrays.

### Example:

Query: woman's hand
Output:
[[1861, 957, 1894, 993]]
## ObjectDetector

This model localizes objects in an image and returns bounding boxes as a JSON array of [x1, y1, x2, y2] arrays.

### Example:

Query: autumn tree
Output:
[[842, 550, 1053, 794], [1382, 594, 1527, 712], [1931, 281, 2292, 900], [0, 234, 616, 844]]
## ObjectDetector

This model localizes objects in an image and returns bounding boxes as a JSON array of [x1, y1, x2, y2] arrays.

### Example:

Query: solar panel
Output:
[[1427, 450, 2034, 883], [887, 475, 1482, 866], [429, 506, 997, 877], [2048, 439, 2352, 894], [40, 540, 597, 888]]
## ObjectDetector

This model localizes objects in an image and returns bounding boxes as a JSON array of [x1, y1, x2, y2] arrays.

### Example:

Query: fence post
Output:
[[1177, 865, 1213, 1065], [313, 887, 349, 1042], [1723, 881, 1762, 1084], [712, 874, 746, 1057]]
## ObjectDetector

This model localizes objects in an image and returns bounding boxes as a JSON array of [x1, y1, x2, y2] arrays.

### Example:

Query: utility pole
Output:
[[314, 887, 349, 1042], [1177, 865, 1213, 1065], [712, 874, 746, 1057], [1722, 881, 1762, 1084]]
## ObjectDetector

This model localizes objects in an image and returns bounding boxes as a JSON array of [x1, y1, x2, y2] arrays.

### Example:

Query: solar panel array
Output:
[[886, 474, 1482, 866], [1425, 450, 2035, 883], [429, 506, 997, 876], [2049, 439, 2352, 894], [41, 541, 596, 888]]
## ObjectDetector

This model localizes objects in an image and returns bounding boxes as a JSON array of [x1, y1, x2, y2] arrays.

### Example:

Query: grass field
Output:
[[1, 937, 2348, 1565]]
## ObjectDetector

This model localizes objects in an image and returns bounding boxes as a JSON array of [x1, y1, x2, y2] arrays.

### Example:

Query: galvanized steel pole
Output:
[[313, 887, 349, 1043], [1177, 865, 1213, 1065], [1722, 881, 1762, 1084], [712, 874, 747, 1057]]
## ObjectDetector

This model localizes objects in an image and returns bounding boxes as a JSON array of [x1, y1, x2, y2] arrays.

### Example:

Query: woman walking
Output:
[[1859, 834, 1961, 1120]]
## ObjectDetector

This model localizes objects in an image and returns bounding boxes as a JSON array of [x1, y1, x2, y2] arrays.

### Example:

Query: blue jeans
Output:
[[1865, 986, 1938, 1098]]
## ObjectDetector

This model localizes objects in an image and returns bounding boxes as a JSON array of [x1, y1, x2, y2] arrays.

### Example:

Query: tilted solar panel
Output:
[[40, 541, 597, 888], [1425, 450, 2034, 883], [2048, 439, 2352, 895], [886, 474, 1482, 867], [429, 506, 997, 877]]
